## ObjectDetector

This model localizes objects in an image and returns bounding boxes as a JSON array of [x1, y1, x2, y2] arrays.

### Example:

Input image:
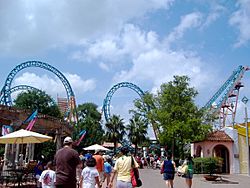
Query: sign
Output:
[[242, 96, 249, 104]]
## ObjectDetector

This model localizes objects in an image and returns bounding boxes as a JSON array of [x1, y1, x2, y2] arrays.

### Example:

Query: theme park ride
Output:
[[0, 61, 78, 143], [0, 85, 42, 104], [0, 61, 79, 164], [102, 81, 160, 139], [195, 65, 250, 175], [0, 61, 78, 123], [203, 65, 250, 129]]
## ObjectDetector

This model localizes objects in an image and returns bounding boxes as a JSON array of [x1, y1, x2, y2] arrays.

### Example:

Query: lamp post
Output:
[[242, 96, 250, 175]]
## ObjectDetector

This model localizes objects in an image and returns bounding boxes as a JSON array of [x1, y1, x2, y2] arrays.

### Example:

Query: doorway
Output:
[[213, 144, 230, 173]]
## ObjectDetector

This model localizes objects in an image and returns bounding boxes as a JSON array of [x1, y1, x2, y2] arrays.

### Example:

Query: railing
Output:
[[0, 168, 36, 187]]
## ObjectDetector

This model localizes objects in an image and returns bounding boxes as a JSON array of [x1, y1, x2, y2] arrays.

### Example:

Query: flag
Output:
[[26, 117, 37, 131], [76, 130, 86, 146], [2, 125, 13, 136], [23, 109, 38, 124]]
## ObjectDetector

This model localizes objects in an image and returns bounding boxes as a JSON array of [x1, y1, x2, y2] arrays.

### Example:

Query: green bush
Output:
[[193, 157, 223, 174], [0, 145, 5, 156]]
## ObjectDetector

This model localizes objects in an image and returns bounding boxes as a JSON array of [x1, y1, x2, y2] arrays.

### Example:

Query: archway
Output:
[[213, 144, 230, 173], [196, 145, 203, 157]]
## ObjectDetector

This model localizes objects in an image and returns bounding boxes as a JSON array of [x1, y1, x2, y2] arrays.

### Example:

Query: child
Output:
[[79, 157, 101, 188], [35, 160, 44, 188], [103, 158, 112, 188], [38, 161, 56, 188]]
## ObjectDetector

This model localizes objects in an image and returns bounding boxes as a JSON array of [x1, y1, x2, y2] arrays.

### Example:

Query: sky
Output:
[[0, 0, 250, 138]]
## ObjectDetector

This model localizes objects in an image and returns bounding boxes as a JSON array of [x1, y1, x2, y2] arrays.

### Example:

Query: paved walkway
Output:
[[101, 168, 250, 188], [139, 168, 250, 188]]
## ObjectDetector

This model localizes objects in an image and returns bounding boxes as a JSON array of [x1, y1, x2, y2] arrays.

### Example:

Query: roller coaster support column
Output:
[[242, 96, 250, 176], [56, 129, 62, 150]]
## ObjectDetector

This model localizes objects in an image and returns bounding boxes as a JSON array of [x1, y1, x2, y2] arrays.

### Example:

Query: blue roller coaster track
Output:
[[102, 82, 145, 122], [204, 65, 248, 113], [0, 61, 75, 107], [0, 85, 42, 104], [203, 65, 249, 129]]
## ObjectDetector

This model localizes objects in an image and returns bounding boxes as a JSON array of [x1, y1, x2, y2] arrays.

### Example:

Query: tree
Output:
[[105, 115, 126, 154], [75, 103, 104, 148], [13, 90, 61, 160], [127, 114, 149, 155], [134, 75, 211, 158], [14, 90, 61, 118], [132, 92, 159, 139]]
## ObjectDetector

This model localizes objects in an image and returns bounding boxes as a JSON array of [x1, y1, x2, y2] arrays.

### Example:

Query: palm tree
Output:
[[127, 114, 148, 155], [105, 115, 126, 154]]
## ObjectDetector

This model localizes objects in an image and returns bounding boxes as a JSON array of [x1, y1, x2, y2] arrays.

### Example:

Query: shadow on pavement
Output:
[[211, 176, 239, 184]]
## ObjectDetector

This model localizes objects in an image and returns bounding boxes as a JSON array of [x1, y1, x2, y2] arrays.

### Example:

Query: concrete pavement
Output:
[[139, 168, 250, 188], [101, 168, 250, 188]]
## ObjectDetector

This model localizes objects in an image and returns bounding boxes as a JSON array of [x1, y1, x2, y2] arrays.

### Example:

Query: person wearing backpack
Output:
[[161, 154, 175, 188]]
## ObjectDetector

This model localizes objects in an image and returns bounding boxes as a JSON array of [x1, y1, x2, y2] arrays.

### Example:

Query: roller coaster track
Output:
[[103, 82, 145, 121], [204, 65, 249, 128], [0, 85, 42, 104], [0, 61, 77, 123], [103, 82, 160, 139]]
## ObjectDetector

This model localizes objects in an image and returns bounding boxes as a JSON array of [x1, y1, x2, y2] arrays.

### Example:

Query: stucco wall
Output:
[[193, 141, 233, 173], [224, 127, 240, 173]]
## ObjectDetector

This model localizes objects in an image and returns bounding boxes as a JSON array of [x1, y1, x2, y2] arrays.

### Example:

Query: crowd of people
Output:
[[31, 136, 193, 188], [33, 136, 139, 188], [134, 153, 194, 188]]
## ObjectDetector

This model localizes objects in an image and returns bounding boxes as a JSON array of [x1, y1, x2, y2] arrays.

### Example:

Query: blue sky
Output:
[[0, 0, 250, 137]]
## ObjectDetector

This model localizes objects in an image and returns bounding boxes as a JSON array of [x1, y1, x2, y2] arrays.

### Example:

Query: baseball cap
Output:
[[63, 136, 73, 144]]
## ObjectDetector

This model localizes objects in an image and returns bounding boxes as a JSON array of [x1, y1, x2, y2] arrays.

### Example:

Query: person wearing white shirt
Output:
[[79, 157, 101, 188], [39, 161, 56, 188]]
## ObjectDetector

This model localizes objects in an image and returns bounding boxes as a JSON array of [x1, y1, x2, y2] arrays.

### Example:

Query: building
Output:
[[191, 126, 250, 174]]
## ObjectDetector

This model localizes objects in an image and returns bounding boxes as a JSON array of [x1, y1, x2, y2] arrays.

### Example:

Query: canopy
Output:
[[83, 144, 110, 151], [0, 129, 53, 144]]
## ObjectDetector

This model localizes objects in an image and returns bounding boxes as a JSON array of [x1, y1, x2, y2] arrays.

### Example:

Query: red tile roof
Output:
[[205, 131, 233, 142]]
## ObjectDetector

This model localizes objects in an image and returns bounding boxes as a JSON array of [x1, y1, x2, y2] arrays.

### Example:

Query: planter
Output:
[[204, 175, 219, 181]]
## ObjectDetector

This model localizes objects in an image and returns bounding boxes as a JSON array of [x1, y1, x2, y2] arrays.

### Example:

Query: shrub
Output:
[[193, 157, 223, 174]]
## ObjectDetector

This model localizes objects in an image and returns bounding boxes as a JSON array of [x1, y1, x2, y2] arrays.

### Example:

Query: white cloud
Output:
[[84, 39, 123, 62], [229, 0, 250, 47], [81, 13, 208, 93], [64, 73, 96, 93], [12, 72, 96, 100], [99, 62, 110, 72], [13, 72, 65, 96], [74, 12, 212, 94], [201, 4, 225, 28], [122, 25, 160, 58], [0, 0, 173, 55], [114, 49, 210, 94], [73, 24, 160, 64], [165, 12, 203, 44]]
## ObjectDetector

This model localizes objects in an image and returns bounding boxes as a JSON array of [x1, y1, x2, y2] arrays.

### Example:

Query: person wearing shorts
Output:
[[183, 155, 194, 188], [161, 155, 175, 188]]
